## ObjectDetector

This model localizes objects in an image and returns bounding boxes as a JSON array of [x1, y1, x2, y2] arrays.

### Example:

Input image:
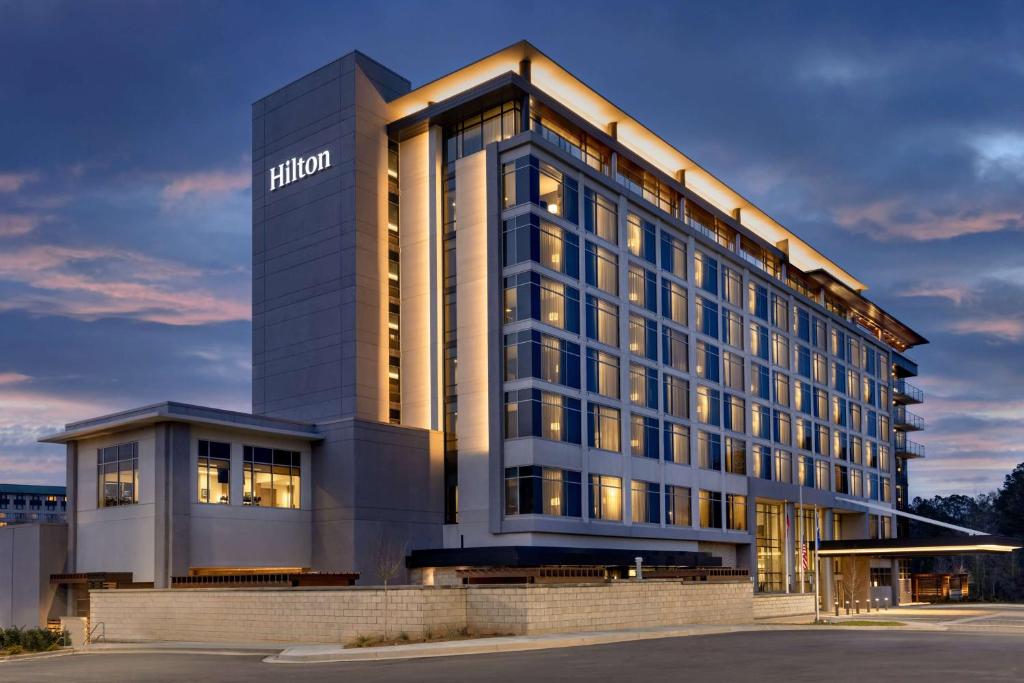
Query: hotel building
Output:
[[39, 41, 927, 599]]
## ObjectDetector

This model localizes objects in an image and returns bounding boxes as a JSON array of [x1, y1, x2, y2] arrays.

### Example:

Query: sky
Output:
[[0, 1, 1022, 499]]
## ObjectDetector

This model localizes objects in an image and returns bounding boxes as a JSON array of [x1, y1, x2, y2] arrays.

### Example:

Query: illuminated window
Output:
[[663, 374, 689, 418], [586, 347, 620, 399], [727, 494, 747, 531], [629, 314, 657, 360], [628, 263, 657, 312], [590, 475, 623, 521], [243, 446, 300, 509], [665, 485, 691, 526], [585, 241, 618, 295], [584, 188, 617, 243], [502, 156, 578, 223], [631, 414, 659, 459], [695, 251, 718, 295], [197, 440, 230, 505], [662, 326, 688, 372], [725, 437, 746, 475], [722, 267, 742, 307], [504, 466, 581, 517], [723, 351, 744, 391], [630, 363, 658, 408], [588, 403, 621, 452], [664, 422, 690, 465], [631, 480, 661, 524], [586, 294, 619, 346], [661, 280, 687, 325], [97, 442, 138, 508], [626, 213, 657, 263], [700, 490, 723, 528], [697, 431, 722, 470], [661, 232, 686, 279], [697, 386, 720, 426]]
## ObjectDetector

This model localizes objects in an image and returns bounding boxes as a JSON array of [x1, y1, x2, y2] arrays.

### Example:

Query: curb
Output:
[[0, 648, 77, 664]]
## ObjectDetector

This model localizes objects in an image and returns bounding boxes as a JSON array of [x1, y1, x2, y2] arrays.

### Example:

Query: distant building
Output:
[[0, 484, 67, 526]]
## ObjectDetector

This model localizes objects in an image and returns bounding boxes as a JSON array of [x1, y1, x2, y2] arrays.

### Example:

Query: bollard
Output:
[[866, 597, 870, 613], [855, 600, 860, 614], [834, 601, 840, 617], [845, 600, 851, 615]]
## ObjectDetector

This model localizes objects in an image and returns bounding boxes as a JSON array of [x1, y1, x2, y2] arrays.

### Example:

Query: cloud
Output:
[[798, 55, 887, 87], [833, 199, 1023, 241], [970, 131, 1024, 181], [161, 167, 249, 206], [0, 171, 39, 193], [900, 284, 973, 305], [0, 372, 31, 385], [948, 317, 1024, 342], [0, 213, 47, 237]]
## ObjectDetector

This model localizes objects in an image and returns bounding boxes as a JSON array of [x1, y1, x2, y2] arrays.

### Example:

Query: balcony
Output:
[[893, 379, 924, 405], [895, 433, 926, 459], [892, 351, 919, 379], [894, 407, 925, 431]]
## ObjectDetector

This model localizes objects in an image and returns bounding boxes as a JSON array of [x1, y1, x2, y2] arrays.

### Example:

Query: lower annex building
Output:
[[39, 41, 929, 603]]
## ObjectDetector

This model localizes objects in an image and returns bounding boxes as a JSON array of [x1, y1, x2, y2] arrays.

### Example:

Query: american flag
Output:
[[800, 542, 809, 571]]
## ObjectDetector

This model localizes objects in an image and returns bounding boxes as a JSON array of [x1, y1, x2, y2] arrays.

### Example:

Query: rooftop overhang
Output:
[[818, 535, 1022, 558], [39, 401, 322, 444], [386, 40, 866, 294]]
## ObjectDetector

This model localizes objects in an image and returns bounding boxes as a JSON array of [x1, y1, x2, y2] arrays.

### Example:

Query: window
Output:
[[586, 294, 619, 346], [662, 326, 688, 372], [725, 437, 746, 475], [774, 372, 791, 407], [630, 363, 658, 408], [816, 459, 830, 491], [813, 319, 827, 351], [851, 468, 863, 497], [700, 490, 723, 529], [722, 309, 743, 349], [753, 444, 772, 480], [584, 188, 617, 243], [661, 232, 686, 279], [696, 297, 719, 338], [832, 396, 848, 427], [750, 323, 769, 361], [197, 440, 230, 505], [795, 417, 812, 451], [794, 306, 811, 342], [697, 431, 722, 470], [695, 251, 719, 295], [631, 414, 659, 459], [696, 341, 720, 382], [752, 403, 771, 439], [835, 464, 850, 494], [590, 475, 623, 521], [798, 455, 815, 488], [97, 442, 138, 508], [503, 213, 579, 277], [771, 293, 788, 330], [751, 363, 770, 400], [503, 272, 580, 333], [723, 351, 744, 391], [663, 374, 689, 418], [724, 394, 745, 432], [813, 388, 828, 420], [661, 280, 687, 325], [628, 263, 657, 312], [794, 380, 811, 415], [504, 466, 582, 517], [664, 422, 690, 465], [795, 344, 811, 378], [631, 480, 661, 524], [848, 402, 862, 432], [722, 267, 742, 307], [748, 282, 768, 320], [243, 446, 300, 508], [727, 494, 747, 531], [834, 430, 849, 460], [586, 348, 620, 398], [772, 333, 790, 369], [851, 435, 864, 465], [502, 156, 579, 223], [774, 449, 793, 483], [504, 389, 582, 444], [813, 353, 828, 385], [504, 330, 581, 389], [626, 213, 657, 263], [665, 485, 691, 526], [697, 386, 720, 426], [446, 100, 520, 158], [628, 314, 658, 360], [585, 241, 618, 295], [588, 403, 621, 452], [773, 410, 791, 445]]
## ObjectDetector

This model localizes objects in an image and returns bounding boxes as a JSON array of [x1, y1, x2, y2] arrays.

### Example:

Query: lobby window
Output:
[[503, 213, 579, 277], [583, 188, 617, 244], [774, 449, 793, 483], [752, 403, 771, 439], [627, 263, 657, 312], [631, 414, 659, 459], [504, 466, 581, 518], [724, 394, 745, 432], [723, 351, 744, 391], [772, 333, 790, 369], [664, 421, 690, 465], [243, 446, 300, 508], [628, 314, 658, 360], [773, 410, 791, 446], [665, 485, 691, 526], [748, 282, 768, 321], [697, 385, 721, 426], [504, 330, 581, 389], [726, 494, 747, 531], [662, 326, 688, 372], [694, 251, 719, 295], [589, 475, 623, 521], [663, 374, 689, 418], [661, 280, 687, 325], [722, 309, 743, 349], [197, 440, 230, 505], [586, 294, 619, 346], [699, 490, 723, 529], [504, 389, 582, 444], [722, 267, 742, 308], [502, 156, 579, 223], [660, 232, 686, 279], [753, 444, 772, 480], [503, 271, 580, 333], [725, 437, 746, 475], [750, 322, 769, 361], [697, 431, 722, 470], [585, 241, 618, 295], [751, 363, 770, 400], [587, 403, 621, 452], [446, 100, 520, 159], [630, 363, 658, 409], [626, 213, 657, 263], [586, 347, 620, 399], [97, 442, 138, 508], [774, 371, 791, 407], [771, 293, 788, 330], [631, 480, 661, 524], [696, 296, 719, 338]]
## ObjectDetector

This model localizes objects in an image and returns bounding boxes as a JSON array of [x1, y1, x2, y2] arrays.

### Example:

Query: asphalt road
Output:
[[3, 631, 1021, 682]]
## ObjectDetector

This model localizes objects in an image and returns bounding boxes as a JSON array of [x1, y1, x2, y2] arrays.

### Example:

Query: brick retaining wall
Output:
[[90, 580, 753, 643], [752, 593, 817, 619]]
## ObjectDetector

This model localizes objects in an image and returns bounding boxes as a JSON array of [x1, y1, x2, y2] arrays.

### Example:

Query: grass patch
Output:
[[818, 620, 905, 627], [345, 627, 513, 649]]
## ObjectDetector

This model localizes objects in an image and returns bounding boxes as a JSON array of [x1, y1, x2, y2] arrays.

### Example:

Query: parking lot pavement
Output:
[[2, 629, 1022, 682], [832, 602, 1024, 632]]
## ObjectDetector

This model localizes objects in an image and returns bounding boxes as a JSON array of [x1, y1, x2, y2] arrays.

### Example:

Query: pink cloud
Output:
[[0, 372, 31, 385], [948, 317, 1024, 342], [834, 200, 1023, 241], [0, 171, 39, 193], [0, 213, 46, 237], [162, 168, 250, 205], [900, 284, 973, 305]]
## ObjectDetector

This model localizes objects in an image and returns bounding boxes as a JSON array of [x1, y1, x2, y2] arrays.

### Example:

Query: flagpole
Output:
[[798, 485, 804, 593], [784, 500, 790, 594], [814, 504, 821, 622]]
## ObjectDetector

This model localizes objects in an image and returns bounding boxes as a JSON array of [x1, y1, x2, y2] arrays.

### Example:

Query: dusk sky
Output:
[[1, 1, 1022, 499]]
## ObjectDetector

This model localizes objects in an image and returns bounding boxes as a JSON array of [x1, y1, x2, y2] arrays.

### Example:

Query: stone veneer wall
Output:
[[90, 580, 753, 644], [752, 593, 817, 619]]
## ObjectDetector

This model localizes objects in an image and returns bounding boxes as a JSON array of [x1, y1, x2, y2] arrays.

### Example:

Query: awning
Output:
[[818, 535, 1022, 557]]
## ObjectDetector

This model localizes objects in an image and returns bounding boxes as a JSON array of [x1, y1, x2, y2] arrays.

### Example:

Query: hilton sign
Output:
[[268, 150, 332, 191]]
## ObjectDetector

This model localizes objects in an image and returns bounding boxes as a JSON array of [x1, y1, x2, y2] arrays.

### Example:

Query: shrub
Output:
[[0, 626, 65, 654]]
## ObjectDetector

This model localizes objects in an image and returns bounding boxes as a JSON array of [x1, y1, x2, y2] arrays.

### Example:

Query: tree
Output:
[[995, 464, 1024, 537], [374, 528, 407, 640]]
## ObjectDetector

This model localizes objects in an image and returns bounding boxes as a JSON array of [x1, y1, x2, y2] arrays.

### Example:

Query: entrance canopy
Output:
[[818, 535, 1021, 558]]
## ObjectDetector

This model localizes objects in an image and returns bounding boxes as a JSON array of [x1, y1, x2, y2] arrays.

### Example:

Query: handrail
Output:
[[89, 621, 105, 643], [894, 379, 924, 403], [894, 407, 925, 429]]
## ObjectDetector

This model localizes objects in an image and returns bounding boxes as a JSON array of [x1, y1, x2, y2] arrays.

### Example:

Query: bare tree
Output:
[[374, 527, 407, 640]]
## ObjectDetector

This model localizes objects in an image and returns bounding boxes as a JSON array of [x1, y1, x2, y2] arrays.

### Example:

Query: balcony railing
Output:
[[895, 433, 926, 458], [894, 407, 925, 431], [893, 379, 924, 404]]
